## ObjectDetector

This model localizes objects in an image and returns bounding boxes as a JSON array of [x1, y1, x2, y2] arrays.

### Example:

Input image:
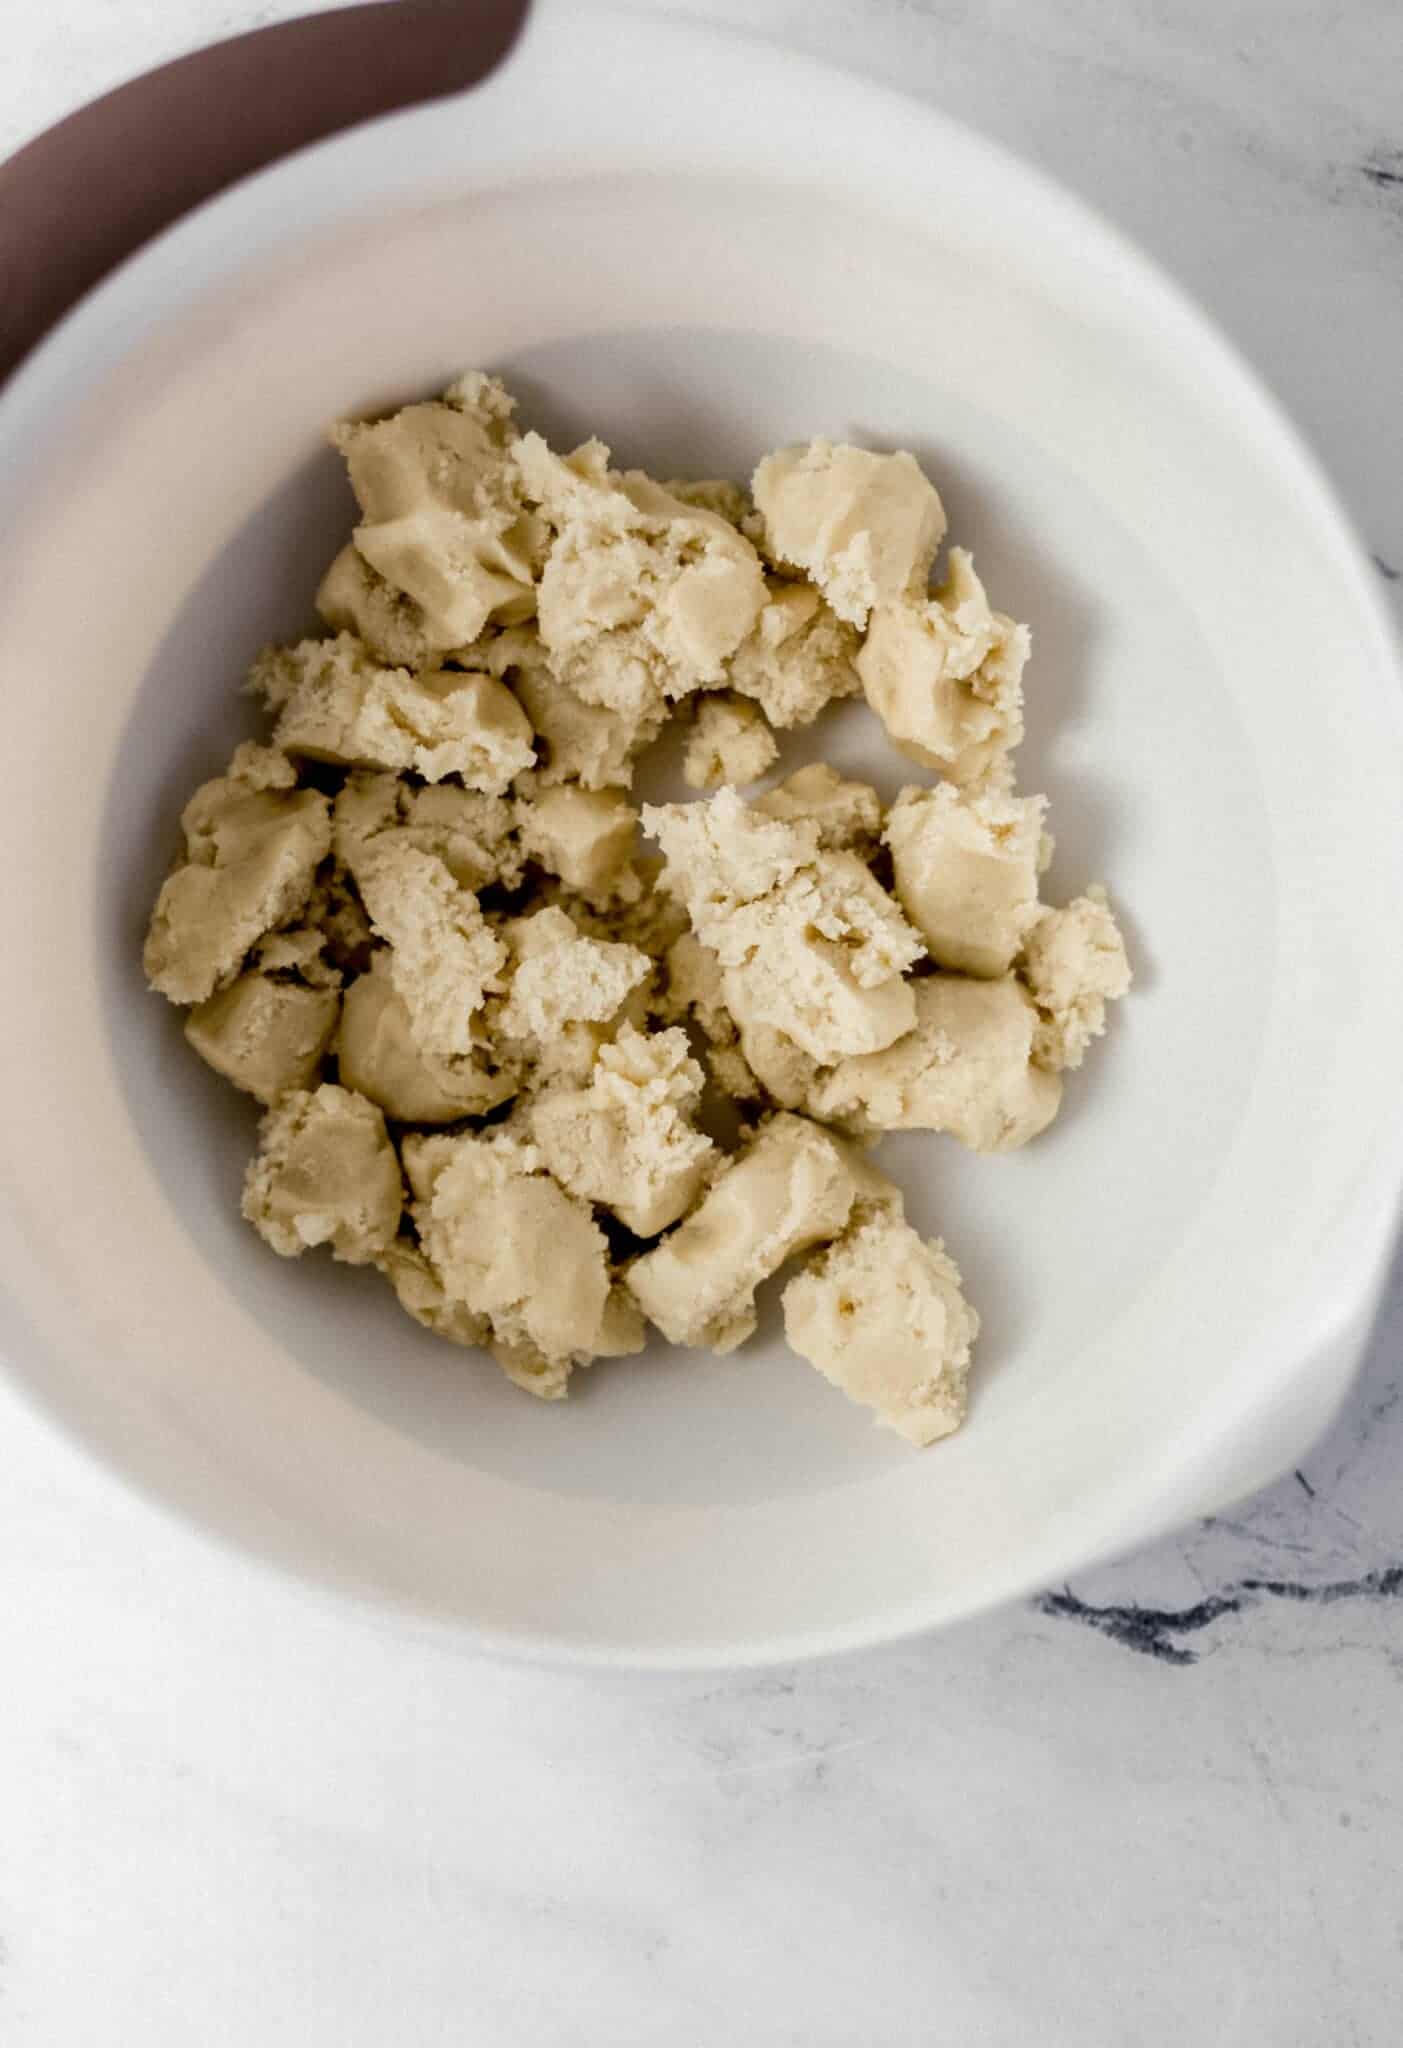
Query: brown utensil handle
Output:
[[0, 0, 531, 389]]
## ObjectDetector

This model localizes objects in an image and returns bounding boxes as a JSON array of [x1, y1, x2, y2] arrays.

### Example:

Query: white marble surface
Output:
[[3, 3, 1403, 2041]]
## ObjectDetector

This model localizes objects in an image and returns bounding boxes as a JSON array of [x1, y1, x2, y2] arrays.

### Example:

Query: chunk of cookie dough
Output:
[[332, 371, 544, 649], [480, 626, 662, 789], [857, 549, 1029, 786], [144, 745, 332, 1004], [754, 762, 883, 854], [812, 974, 1062, 1153], [356, 841, 507, 1058], [682, 693, 779, 790], [403, 1129, 625, 1391], [646, 792, 923, 1065], [332, 771, 523, 894], [885, 782, 1046, 978], [1020, 886, 1132, 1071], [242, 1083, 403, 1263], [337, 955, 519, 1124], [514, 431, 767, 717], [516, 783, 640, 900], [255, 632, 534, 792], [751, 440, 945, 628], [725, 579, 861, 727], [184, 935, 341, 1104], [626, 1113, 856, 1352], [377, 1236, 489, 1348], [314, 544, 441, 671], [783, 1209, 979, 1446], [531, 1025, 715, 1237], [492, 906, 652, 1088]]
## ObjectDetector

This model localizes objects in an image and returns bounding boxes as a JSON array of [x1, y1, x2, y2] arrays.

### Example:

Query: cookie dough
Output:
[[243, 1083, 403, 1263], [783, 1202, 980, 1446], [144, 370, 1133, 1444], [626, 1113, 856, 1352], [682, 692, 779, 790]]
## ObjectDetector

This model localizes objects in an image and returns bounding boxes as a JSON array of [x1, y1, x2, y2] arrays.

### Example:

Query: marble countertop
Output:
[[3, 4, 1402, 2041]]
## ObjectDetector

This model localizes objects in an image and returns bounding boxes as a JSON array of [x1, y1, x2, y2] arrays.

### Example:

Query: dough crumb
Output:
[[857, 548, 1029, 785], [752, 440, 945, 627], [242, 1083, 403, 1263], [682, 692, 779, 790], [1020, 886, 1133, 1070], [626, 1113, 856, 1351], [784, 1210, 979, 1445]]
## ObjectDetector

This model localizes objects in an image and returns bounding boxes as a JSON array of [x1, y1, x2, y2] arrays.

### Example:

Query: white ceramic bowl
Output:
[[1, 3, 1400, 1668]]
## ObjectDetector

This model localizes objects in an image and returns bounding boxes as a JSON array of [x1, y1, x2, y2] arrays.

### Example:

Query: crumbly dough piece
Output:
[[682, 693, 779, 790], [337, 955, 519, 1124], [1020, 887, 1132, 1071], [754, 762, 883, 854], [255, 632, 533, 792], [315, 544, 442, 671], [514, 431, 767, 717], [813, 974, 1062, 1153], [332, 771, 523, 894], [480, 625, 659, 787], [492, 906, 652, 1089], [644, 786, 820, 922], [144, 745, 331, 1004], [751, 440, 945, 628], [404, 1129, 634, 1392], [185, 934, 341, 1103], [515, 783, 640, 900], [626, 1113, 856, 1351], [242, 1083, 403, 1262], [531, 1025, 715, 1236], [663, 477, 753, 527], [726, 579, 861, 727], [356, 841, 507, 1057], [857, 549, 1029, 786], [783, 1208, 979, 1446], [378, 1236, 489, 1348], [646, 791, 923, 1065], [333, 371, 544, 649], [885, 782, 1046, 978]]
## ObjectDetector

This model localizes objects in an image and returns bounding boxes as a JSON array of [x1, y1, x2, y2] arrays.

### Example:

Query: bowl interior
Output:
[[1, 20, 1399, 1660], [102, 314, 1265, 1513]]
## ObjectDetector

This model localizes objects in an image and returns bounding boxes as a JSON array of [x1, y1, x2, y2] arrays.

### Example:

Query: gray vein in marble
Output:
[[1038, 1569, 1403, 1667]]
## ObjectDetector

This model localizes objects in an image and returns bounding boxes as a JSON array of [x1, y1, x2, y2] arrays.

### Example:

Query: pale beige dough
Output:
[[356, 841, 507, 1058], [682, 693, 779, 790], [185, 962, 340, 1105], [783, 1208, 980, 1446], [333, 371, 544, 649], [481, 625, 659, 787], [752, 440, 945, 627], [336, 955, 519, 1124], [857, 549, 1029, 785], [813, 974, 1063, 1153], [243, 1083, 403, 1263], [514, 432, 767, 717], [515, 783, 640, 900], [753, 762, 882, 853], [885, 781, 1046, 977], [1020, 887, 1132, 1070], [725, 579, 861, 727], [144, 745, 331, 1005], [255, 632, 534, 793], [404, 1128, 637, 1392], [147, 369, 1133, 1445], [626, 1113, 856, 1352]]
